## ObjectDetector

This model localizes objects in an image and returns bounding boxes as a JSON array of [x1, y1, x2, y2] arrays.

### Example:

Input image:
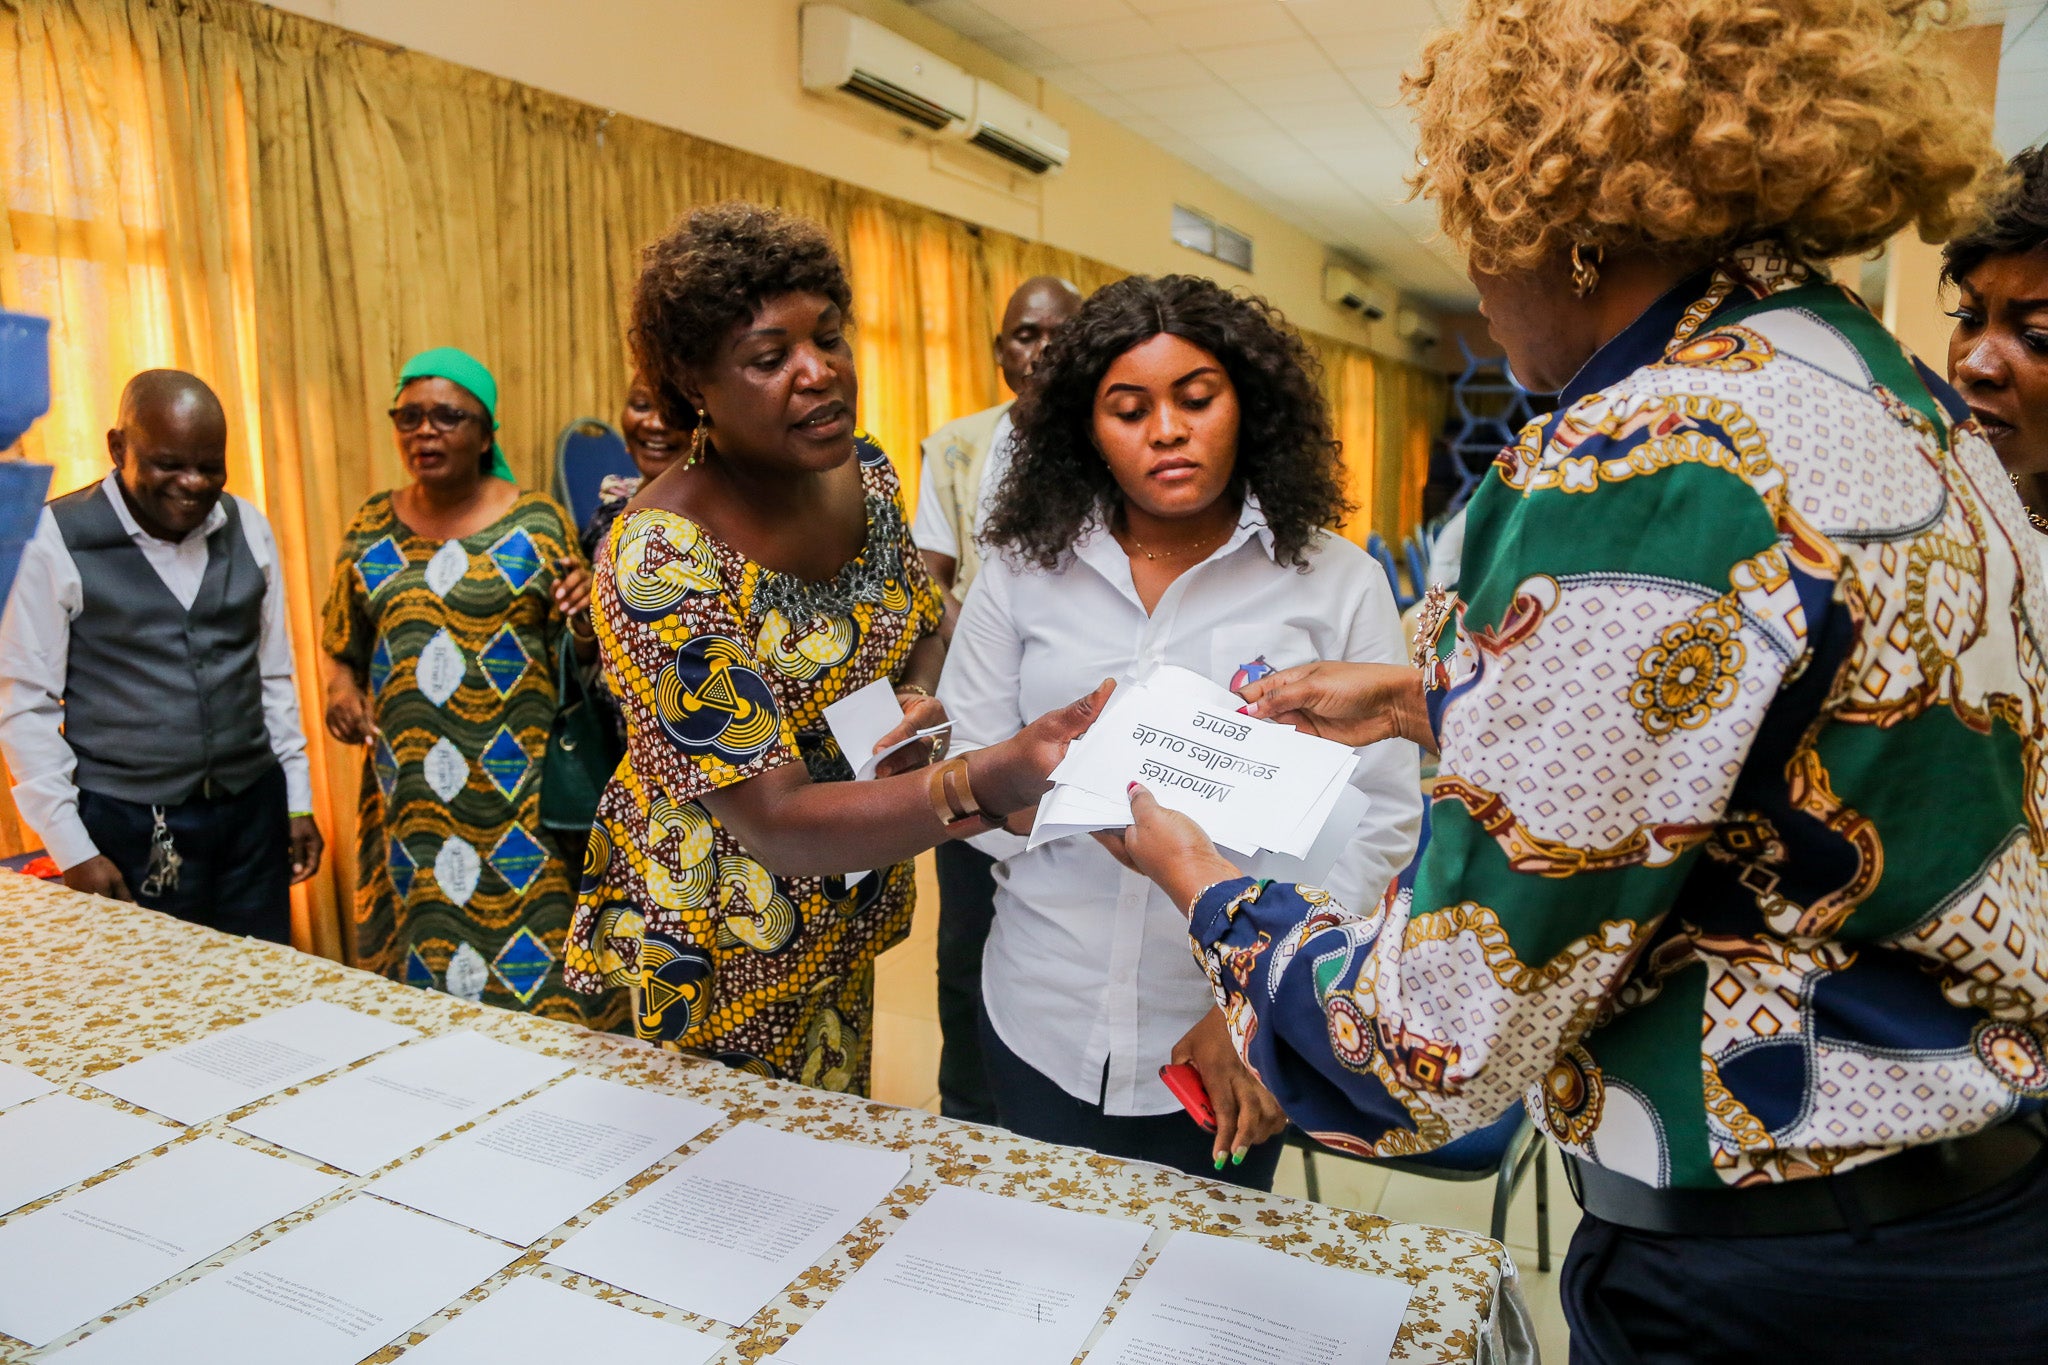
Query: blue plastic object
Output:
[[552, 417, 634, 535], [0, 308, 55, 609], [0, 309, 52, 450]]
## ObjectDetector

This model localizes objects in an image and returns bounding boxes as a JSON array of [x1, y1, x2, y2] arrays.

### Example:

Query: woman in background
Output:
[[322, 347, 616, 1026], [1946, 143, 2048, 549], [941, 274, 1422, 1187], [566, 204, 1104, 1091], [580, 379, 697, 560]]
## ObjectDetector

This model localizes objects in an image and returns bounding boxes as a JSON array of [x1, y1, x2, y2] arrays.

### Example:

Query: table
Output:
[[0, 877, 1529, 1362]]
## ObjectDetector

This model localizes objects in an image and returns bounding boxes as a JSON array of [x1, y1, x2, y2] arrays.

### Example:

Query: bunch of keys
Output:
[[139, 806, 182, 898]]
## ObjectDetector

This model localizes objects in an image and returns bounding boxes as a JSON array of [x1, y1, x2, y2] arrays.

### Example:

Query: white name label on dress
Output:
[[424, 540, 470, 598], [423, 738, 470, 803], [416, 629, 466, 706]]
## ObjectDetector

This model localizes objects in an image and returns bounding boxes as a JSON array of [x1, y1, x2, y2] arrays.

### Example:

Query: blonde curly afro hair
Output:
[[1405, 0, 2005, 276]]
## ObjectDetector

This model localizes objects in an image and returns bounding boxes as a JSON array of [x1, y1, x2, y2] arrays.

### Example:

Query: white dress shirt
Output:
[[911, 410, 1014, 560], [939, 500, 1423, 1114], [0, 473, 314, 870]]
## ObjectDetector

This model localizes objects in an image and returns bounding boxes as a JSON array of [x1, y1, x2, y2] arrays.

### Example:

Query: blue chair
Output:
[[1287, 1108, 1554, 1271], [552, 417, 634, 535], [1403, 531, 1431, 599], [1365, 533, 1418, 611]]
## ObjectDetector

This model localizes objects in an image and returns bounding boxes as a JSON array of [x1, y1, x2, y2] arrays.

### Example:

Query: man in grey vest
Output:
[[0, 370, 321, 942]]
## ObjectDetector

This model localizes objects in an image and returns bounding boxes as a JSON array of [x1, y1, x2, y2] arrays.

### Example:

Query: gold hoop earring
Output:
[[1570, 242, 1604, 298], [683, 410, 709, 471]]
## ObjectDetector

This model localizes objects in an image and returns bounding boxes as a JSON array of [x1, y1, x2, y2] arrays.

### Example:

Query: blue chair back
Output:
[[1366, 532, 1417, 611], [1404, 533, 1430, 598], [554, 418, 633, 534]]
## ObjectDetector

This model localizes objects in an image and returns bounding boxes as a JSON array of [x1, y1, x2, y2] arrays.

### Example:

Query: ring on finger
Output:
[[930, 733, 951, 762]]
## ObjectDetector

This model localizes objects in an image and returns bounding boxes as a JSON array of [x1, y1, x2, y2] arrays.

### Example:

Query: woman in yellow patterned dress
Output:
[[563, 204, 1105, 1091]]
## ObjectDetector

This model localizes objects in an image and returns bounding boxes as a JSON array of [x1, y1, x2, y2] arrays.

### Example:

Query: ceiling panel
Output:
[[906, 0, 2048, 308]]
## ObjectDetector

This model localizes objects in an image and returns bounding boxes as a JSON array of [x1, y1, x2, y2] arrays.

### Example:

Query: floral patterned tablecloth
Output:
[[0, 877, 1529, 1362]]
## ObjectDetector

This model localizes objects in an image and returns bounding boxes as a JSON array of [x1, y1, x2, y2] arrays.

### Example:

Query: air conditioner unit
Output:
[[1323, 265, 1392, 321], [800, 5, 974, 133], [1396, 307, 1440, 348], [959, 78, 1069, 175]]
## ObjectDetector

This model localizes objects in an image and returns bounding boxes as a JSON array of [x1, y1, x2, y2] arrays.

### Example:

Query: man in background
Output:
[[0, 369, 322, 942], [915, 275, 1082, 1122]]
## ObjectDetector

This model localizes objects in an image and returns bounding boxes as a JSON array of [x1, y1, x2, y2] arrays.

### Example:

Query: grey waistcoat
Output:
[[50, 482, 275, 805]]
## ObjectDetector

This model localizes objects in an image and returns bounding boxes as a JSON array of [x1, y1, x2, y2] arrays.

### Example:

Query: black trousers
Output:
[[979, 1004, 1285, 1191], [76, 764, 292, 944], [934, 840, 1000, 1123], [1562, 1147, 2048, 1364]]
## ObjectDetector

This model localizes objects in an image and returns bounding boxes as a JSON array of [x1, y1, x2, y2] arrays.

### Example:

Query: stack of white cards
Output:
[[1031, 666, 1363, 877]]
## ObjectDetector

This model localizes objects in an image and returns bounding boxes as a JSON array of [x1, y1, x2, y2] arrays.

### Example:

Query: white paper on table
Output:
[[777, 1184, 1150, 1365], [233, 1031, 572, 1175], [1042, 666, 1357, 861], [547, 1121, 910, 1327], [400, 1275, 721, 1363], [87, 1000, 415, 1125], [365, 1072, 724, 1245], [0, 1136, 342, 1347], [0, 1059, 56, 1111], [0, 1094, 177, 1217], [42, 1196, 517, 1365], [1085, 1229, 1413, 1365]]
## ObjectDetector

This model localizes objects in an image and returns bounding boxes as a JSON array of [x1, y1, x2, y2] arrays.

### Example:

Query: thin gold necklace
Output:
[[1118, 509, 1232, 562], [2014, 475, 2048, 534]]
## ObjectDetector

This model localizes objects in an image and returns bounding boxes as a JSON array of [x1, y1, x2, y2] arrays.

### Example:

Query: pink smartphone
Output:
[[1159, 1062, 1217, 1133]]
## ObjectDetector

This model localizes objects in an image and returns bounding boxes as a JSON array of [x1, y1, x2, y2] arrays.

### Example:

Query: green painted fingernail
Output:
[[1231, 1149, 1247, 1166], [1213, 1155, 1227, 1170]]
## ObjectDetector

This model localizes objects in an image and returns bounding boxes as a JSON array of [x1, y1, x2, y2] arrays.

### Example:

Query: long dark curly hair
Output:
[[982, 274, 1350, 570], [630, 201, 853, 428]]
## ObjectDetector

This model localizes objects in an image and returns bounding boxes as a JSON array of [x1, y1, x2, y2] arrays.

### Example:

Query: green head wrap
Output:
[[394, 346, 516, 482]]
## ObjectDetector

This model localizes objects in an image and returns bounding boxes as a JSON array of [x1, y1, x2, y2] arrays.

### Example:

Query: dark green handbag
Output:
[[539, 640, 623, 837]]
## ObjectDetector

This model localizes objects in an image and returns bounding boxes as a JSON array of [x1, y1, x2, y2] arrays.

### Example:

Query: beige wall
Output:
[[264, 0, 1435, 361]]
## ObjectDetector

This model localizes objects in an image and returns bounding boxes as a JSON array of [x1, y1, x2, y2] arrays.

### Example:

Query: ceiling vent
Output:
[[800, 5, 973, 133], [1324, 265, 1393, 321], [960, 79, 1069, 175]]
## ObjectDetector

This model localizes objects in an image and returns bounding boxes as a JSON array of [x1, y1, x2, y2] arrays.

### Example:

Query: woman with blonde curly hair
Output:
[[1098, 1, 2048, 1357]]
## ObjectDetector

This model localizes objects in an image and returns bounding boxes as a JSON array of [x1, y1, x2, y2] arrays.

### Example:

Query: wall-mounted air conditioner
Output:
[[1324, 265, 1393, 321], [959, 79, 1069, 175], [800, 5, 974, 133], [1396, 307, 1440, 348]]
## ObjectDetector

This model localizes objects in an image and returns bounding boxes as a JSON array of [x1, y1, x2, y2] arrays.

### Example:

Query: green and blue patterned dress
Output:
[[323, 489, 622, 1028]]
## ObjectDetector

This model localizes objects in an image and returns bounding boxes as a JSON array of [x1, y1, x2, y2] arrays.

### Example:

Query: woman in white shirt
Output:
[[940, 275, 1423, 1189]]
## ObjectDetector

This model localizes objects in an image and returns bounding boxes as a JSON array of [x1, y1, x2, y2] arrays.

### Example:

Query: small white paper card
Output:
[[42, 1196, 518, 1365], [0, 1095, 177, 1217], [1086, 1230, 1414, 1365], [0, 1059, 57, 1111], [547, 1122, 910, 1326], [0, 1137, 342, 1347], [823, 678, 949, 782], [777, 1184, 1150, 1365], [233, 1031, 572, 1175], [400, 1276, 722, 1363], [88, 1001, 415, 1125], [366, 1073, 724, 1246]]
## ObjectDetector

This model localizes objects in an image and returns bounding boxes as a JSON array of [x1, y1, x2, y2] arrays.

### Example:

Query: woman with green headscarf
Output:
[[319, 347, 621, 1027]]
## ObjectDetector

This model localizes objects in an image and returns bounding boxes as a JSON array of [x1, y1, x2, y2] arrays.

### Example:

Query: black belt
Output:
[[1565, 1113, 2048, 1238]]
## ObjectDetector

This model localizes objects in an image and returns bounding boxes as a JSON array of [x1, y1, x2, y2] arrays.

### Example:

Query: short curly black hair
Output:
[[982, 274, 1351, 570], [1943, 146, 2048, 289], [630, 202, 854, 427]]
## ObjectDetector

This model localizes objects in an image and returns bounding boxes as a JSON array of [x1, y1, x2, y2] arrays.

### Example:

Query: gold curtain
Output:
[[0, 0, 1442, 961], [1305, 332, 1445, 550]]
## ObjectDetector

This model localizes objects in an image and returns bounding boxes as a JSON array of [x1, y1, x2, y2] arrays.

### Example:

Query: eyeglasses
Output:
[[388, 403, 482, 434]]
